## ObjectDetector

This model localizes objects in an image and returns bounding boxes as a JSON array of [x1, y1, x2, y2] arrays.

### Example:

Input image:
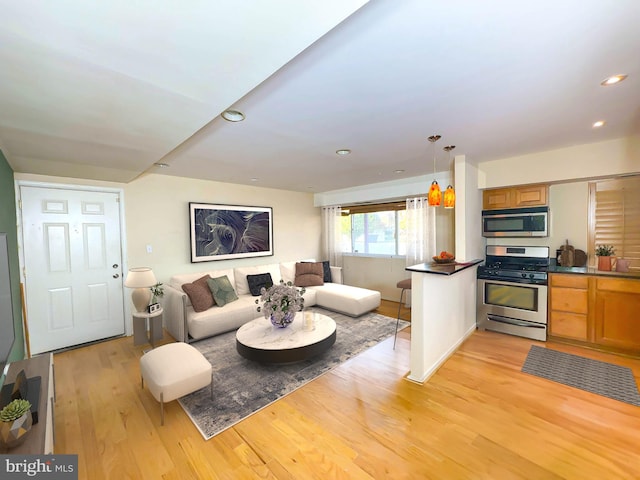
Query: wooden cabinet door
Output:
[[594, 290, 640, 352], [549, 311, 588, 341], [514, 184, 547, 207], [482, 188, 512, 209]]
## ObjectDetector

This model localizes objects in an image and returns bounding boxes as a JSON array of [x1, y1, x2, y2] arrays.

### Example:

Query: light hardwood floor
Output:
[[53, 300, 640, 479]]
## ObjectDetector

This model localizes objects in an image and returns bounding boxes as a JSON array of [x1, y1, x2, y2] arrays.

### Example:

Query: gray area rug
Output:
[[179, 307, 410, 439], [522, 345, 640, 406]]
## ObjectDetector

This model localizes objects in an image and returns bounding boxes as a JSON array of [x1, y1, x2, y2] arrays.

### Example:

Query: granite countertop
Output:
[[406, 259, 483, 276], [548, 264, 640, 279]]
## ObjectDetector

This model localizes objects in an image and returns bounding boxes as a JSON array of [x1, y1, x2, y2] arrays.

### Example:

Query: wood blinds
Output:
[[341, 202, 406, 215], [590, 176, 640, 270]]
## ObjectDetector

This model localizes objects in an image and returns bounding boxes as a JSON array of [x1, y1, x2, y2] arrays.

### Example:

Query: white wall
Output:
[[455, 155, 484, 262], [478, 136, 640, 189], [123, 174, 321, 284], [342, 255, 407, 301]]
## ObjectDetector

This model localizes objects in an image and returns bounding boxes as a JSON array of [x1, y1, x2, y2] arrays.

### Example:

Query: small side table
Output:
[[133, 308, 164, 348]]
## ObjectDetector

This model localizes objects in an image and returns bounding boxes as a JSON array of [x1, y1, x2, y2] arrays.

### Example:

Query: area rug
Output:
[[522, 345, 640, 406], [179, 307, 410, 439]]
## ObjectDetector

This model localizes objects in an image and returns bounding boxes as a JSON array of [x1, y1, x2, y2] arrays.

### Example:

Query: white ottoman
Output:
[[140, 342, 212, 425], [314, 283, 381, 317]]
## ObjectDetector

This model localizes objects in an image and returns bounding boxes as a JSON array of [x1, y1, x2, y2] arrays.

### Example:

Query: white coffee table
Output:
[[236, 312, 336, 364]]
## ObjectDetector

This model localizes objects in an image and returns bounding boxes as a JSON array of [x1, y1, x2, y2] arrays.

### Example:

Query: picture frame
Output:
[[189, 203, 273, 262]]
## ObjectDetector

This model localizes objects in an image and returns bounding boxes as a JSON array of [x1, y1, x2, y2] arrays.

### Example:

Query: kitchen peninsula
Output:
[[405, 259, 482, 383]]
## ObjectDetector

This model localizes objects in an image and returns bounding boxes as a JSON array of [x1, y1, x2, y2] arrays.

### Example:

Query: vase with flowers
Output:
[[595, 244, 615, 271], [256, 280, 306, 328]]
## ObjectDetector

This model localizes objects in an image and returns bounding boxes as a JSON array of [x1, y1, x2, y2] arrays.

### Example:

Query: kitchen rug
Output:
[[522, 345, 640, 406], [179, 307, 410, 440]]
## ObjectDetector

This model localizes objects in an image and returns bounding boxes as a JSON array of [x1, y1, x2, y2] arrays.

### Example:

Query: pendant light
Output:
[[427, 135, 442, 206], [443, 145, 456, 209]]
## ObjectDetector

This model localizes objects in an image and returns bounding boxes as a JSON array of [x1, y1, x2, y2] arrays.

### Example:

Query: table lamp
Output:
[[124, 267, 157, 312]]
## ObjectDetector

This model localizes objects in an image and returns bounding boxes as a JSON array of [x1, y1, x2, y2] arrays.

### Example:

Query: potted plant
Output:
[[595, 245, 615, 271], [256, 280, 306, 328], [0, 398, 32, 448], [150, 282, 164, 304]]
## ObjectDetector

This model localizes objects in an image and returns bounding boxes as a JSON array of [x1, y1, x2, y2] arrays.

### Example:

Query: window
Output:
[[341, 202, 406, 255], [589, 176, 640, 270]]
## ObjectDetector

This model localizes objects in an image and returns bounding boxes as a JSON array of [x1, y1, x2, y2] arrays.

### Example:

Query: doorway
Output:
[[19, 183, 126, 354]]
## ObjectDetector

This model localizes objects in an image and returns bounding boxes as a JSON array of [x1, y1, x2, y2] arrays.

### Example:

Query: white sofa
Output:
[[162, 261, 381, 343]]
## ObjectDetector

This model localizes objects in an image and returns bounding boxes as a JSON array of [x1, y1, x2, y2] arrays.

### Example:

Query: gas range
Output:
[[476, 245, 550, 341], [477, 245, 550, 285]]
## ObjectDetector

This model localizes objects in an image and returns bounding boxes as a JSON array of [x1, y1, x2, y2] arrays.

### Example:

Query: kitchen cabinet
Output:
[[594, 277, 640, 351], [548, 273, 640, 355], [483, 184, 548, 210], [549, 274, 590, 341]]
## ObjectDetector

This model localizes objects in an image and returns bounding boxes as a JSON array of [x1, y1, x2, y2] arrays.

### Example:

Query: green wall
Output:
[[0, 150, 24, 361]]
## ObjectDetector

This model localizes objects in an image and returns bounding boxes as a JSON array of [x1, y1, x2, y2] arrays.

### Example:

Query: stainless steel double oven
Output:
[[476, 246, 549, 341]]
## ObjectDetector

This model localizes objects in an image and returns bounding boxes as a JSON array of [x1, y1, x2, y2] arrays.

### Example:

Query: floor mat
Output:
[[522, 345, 640, 406]]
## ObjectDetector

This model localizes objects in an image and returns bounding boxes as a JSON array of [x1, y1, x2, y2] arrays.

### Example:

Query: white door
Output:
[[20, 185, 125, 354]]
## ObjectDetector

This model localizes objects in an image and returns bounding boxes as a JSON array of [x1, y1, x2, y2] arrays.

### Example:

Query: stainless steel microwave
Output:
[[482, 206, 549, 237]]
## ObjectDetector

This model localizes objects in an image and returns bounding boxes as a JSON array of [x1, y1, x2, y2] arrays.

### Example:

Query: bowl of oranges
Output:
[[432, 251, 455, 264]]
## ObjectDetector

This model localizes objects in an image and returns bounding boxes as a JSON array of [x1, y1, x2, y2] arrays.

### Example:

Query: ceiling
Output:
[[1, 0, 639, 193]]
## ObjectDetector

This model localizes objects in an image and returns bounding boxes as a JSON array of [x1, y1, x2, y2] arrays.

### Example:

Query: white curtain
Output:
[[321, 206, 343, 267], [405, 197, 436, 266]]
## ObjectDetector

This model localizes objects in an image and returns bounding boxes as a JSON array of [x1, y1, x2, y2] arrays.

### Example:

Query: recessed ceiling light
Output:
[[221, 109, 245, 122], [600, 74, 627, 86], [592, 120, 606, 128], [154, 162, 169, 168], [250, 178, 259, 182], [394, 169, 405, 174], [336, 149, 351, 155]]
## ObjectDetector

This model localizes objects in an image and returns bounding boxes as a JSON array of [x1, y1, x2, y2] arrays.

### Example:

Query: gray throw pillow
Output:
[[207, 275, 239, 307], [321, 260, 332, 283], [247, 273, 274, 296]]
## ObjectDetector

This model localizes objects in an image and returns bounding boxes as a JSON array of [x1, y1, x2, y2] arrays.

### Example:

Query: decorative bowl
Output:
[[432, 256, 455, 264]]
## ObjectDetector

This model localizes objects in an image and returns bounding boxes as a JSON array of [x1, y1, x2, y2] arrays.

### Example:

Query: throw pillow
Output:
[[294, 262, 324, 287], [247, 273, 274, 296], [321, 260, 332, 283], [182, 275, 215, 312], [207, 275, 239, 307]]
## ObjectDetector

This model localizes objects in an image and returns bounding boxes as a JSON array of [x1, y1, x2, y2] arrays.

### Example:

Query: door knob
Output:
[[113, 264, 119, 268], [113, 274, 120, 279]]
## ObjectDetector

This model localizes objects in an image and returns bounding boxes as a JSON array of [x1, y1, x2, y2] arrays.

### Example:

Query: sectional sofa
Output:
[[162, 260, 381, 343]]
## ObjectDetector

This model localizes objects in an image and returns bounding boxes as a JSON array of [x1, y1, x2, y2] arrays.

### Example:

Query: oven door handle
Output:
[[487, 314, 545, 329]]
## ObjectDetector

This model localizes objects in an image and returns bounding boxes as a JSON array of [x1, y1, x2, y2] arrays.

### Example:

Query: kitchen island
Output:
[[405, 259, 482, 383]]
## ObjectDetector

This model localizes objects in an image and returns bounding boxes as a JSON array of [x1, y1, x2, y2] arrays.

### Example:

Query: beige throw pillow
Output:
[[294, 262, 324, 287], [182, 275, 215, 312]]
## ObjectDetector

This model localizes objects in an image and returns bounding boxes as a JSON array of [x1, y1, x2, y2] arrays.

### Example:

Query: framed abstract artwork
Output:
[[189, 203, 273, 262]]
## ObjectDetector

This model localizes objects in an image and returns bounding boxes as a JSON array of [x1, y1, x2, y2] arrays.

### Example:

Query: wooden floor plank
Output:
[[51, 300, 640, 479]]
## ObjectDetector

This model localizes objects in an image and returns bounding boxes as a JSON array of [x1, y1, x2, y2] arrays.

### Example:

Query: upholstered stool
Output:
[[140, 342, 212, 425], [394, 278, 411, 349]]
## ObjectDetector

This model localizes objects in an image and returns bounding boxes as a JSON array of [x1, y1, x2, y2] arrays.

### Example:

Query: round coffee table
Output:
[[236, 312, 336, 364]]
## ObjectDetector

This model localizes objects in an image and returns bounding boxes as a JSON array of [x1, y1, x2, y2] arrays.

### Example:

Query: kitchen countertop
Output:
[[548, 264, 640, 279], [406, 259, 483, 276]]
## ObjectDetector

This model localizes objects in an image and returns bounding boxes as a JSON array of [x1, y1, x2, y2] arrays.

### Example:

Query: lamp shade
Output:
[[428, 181, 442, 206], [124, 267, 157, 288], [443, 185, 455, 208]]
